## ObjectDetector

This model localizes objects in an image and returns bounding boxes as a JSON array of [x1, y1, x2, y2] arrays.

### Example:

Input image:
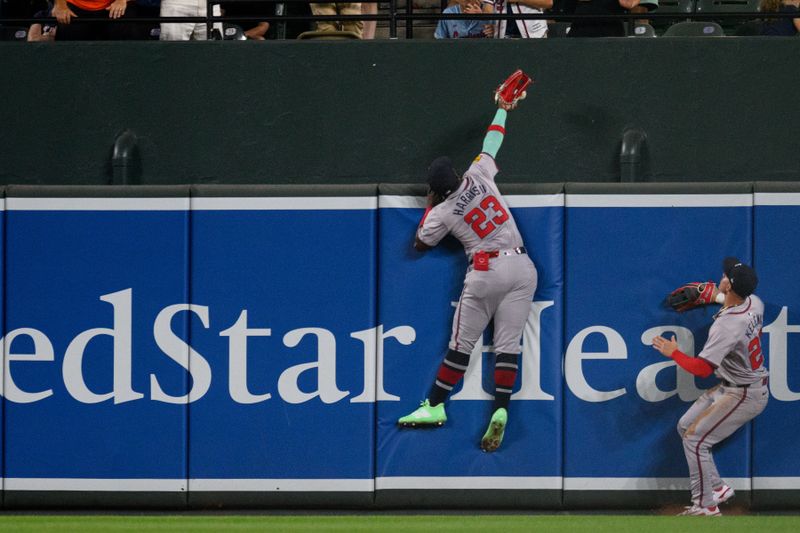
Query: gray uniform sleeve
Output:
[[697, 320, 738, 368], [416, 204, 450, 247], [464, 154, 499, 183]]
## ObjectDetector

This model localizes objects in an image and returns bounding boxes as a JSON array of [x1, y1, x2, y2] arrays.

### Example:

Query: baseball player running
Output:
[[653, 257, 769, 516], [397, 70, 537, 453]]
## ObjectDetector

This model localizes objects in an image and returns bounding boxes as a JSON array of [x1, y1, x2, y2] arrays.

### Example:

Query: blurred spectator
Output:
[[52, 0, 140, 39], [3, 0, 58, 40], [564, 0, 640, 37], [160, 0, 221, 40], [221, 1, 270, 39], [760, 0, 800, 35], [309, 2, 363, 37], [27, 22, 57, 39], [493, 0, 550, 38], [27, 0, 57, 40], [435, 0, 493, 38], [361, 0, 376, 39], [27, 19, 57, 39], [630, 0, 654, 25]]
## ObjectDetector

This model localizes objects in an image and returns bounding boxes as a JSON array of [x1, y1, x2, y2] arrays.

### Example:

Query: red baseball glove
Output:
[[494, 69, 532, 110], [666, 281, 717, 312]]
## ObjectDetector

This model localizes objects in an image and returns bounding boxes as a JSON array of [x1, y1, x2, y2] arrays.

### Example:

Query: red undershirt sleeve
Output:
[[418, 206, 432, 227], [670, 349, 714, 378]]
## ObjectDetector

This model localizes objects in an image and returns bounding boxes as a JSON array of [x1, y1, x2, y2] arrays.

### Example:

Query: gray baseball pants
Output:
[[448, 253, 537, 356], [678, 381, 769, 507]]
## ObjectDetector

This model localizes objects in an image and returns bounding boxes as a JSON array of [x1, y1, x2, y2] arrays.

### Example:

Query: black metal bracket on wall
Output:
[[620, 128, 648, 183], [111, 130, 140, 185]]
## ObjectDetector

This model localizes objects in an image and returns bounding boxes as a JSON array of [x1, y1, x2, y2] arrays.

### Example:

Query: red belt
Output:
[[471, 246, 526, 262]]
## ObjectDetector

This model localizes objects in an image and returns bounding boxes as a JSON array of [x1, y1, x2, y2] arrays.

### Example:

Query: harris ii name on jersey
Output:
[[745, 311, 763, 339], [452, 179, 488, 216]]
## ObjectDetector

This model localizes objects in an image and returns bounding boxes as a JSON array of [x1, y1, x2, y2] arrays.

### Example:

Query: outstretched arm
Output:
[[481, 108, 508, 159], [652, 335, 714, 378], [483, 69, 529, 159]]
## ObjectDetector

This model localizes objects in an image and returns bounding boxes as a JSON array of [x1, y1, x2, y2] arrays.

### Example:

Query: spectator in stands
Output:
[[362, 0, 377, 38], [221, 1, 271, 39], [563, 0, 640, 36], [435, 0, 494, 38], [492, 0, 550, 38], [27, 0, 57, 40], [160, 0, 220, 40], [760, 0, 800, 35], [52, 0, 139, 39], [631, 0, 655, 26], [27, 19, 57, 40], [310, 2, 363, 37]]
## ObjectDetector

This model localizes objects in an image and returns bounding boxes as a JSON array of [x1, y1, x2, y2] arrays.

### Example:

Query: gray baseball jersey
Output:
[[417, 153, 537, 356], [417, 154, 524, 255], [679, 293, 769, 508], [698, 295, 768, 385]]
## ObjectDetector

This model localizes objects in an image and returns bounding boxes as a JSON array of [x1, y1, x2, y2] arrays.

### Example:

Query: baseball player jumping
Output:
[[653, 257, 769, 516], [397, 70, 537, 453]]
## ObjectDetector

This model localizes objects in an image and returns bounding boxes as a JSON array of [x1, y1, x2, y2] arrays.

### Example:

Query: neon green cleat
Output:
[[480, 407, 508, 452], [397, 399, 447, 428]]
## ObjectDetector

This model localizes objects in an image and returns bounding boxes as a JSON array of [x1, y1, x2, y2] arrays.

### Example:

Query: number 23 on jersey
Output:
[[463, 195, 509, 238]]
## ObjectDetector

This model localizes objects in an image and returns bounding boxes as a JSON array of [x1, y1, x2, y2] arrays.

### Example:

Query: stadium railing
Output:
[[0, 0, 796, 40]]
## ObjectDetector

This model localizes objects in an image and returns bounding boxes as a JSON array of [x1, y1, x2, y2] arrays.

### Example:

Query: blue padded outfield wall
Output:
[[0, 183, 799, 509]]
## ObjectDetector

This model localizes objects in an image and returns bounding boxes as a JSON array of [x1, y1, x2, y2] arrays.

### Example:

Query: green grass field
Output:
[[0, 515, 799, 533]]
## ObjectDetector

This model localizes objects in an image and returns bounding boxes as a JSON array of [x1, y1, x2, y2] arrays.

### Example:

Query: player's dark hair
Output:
[[426, 156, 460, 198]]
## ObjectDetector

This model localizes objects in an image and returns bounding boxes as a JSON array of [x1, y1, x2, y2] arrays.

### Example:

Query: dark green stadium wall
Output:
[[1, 39, 798, 185]]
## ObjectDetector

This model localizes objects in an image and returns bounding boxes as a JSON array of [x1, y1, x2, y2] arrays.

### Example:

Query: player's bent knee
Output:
[[677, 414, 694, 435]]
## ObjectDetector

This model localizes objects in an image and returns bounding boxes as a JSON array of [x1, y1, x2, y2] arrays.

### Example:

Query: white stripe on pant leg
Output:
[[435, 380, 453, 390]]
